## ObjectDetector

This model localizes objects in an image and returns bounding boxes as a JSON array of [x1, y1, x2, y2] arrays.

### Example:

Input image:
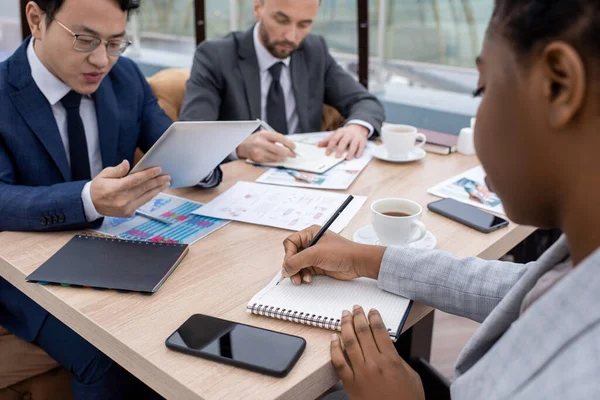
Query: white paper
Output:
[[95, 193, 230, 244], [247, 141, 346, 174], [427, 165, 505, 214], [255, 137, 375, 190], [248, 273, 411, 338], [192, 181, 366, 233]]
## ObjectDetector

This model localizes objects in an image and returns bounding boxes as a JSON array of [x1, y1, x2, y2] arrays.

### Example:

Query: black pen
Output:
[[278, 195, 354, 284]]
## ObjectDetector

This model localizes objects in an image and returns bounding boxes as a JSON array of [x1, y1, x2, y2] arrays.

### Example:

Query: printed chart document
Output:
[[255, 132, 375, 190], [191, 181, 366, 233], [428, 165, 505, 215], [95, 193, 230, 244]]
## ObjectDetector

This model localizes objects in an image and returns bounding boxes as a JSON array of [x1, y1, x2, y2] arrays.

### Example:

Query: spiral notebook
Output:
[[246, 142, 346, 174], [247, 273, 412, 341], [26, 235, 189, 293]]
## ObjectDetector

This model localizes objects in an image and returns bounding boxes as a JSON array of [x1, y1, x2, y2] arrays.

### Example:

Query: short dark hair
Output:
[[492, 0, 600, 62], [33, 0, 140, 23]]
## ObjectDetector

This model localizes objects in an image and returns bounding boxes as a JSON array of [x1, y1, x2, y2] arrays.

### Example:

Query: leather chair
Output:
[[145, 67, 344, 134], [0, 326, 73, 400]]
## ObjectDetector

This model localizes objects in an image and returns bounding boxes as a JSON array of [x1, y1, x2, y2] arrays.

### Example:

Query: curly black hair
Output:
[[33, 0, 140, 23], [492, 0, 600, 60]]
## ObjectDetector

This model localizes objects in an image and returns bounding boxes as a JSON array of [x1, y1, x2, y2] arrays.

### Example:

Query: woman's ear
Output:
[[539, 41, 586, 128]]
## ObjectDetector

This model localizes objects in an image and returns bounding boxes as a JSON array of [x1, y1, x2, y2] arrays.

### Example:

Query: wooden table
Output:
[[0, 154, 534, 399]]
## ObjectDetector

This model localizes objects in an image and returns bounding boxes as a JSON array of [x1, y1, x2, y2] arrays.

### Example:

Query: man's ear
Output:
[[254, 0, 262, 21], [539, 41, 586, 128], [26, 1, 46, 41]]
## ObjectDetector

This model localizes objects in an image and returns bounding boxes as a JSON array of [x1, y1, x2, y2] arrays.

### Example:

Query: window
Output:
[[128, 0, 484, 131], [0, 1, 22, 60]]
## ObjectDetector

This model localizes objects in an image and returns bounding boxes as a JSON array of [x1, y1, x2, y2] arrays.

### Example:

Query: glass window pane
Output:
[[0, 1, 23, 60], [128, 0, 197, 76]]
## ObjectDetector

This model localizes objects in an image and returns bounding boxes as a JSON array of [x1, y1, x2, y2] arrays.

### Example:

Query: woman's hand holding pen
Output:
[[282, 225, 386, 285]]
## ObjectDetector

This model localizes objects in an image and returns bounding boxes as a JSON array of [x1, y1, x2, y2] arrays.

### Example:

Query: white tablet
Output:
[[130, 120, 260, 188]]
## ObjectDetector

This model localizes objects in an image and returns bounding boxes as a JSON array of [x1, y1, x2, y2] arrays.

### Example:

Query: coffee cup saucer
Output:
[[352, 225, 437, 249], [373, 145, 426, 163]]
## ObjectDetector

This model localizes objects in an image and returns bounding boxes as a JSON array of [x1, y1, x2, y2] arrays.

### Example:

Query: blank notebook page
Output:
[[246, 142, 346, 174], [247, 274, 411, 339]]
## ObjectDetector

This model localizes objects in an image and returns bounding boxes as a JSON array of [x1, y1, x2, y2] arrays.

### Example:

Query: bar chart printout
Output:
[[96, 193, 230, 245]]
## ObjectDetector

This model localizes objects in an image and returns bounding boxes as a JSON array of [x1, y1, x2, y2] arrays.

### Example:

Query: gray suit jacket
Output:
[[378, 236, 600, 399], [179, 26, 385, 134]]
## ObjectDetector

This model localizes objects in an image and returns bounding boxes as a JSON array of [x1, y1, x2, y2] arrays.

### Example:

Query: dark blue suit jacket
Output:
[[0, 38, 218, 341]]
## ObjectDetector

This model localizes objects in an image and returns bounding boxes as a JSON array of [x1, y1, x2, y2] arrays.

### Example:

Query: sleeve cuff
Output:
[[81, 181, 103, 222], [228, 149, 239, 161], [345, 120, 375, 138], [196, 166, 223, 188]]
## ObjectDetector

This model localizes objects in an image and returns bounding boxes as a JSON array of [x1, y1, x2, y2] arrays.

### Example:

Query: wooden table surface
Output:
[[0, 153, 534, 399]]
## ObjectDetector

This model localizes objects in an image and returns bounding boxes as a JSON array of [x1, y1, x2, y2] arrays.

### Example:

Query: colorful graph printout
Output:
[[96, 193, 230, 244]]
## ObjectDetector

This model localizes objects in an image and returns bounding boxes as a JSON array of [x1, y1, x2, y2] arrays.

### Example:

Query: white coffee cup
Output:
[[381, 124, 427, 158], [370, 198, 427, 246]]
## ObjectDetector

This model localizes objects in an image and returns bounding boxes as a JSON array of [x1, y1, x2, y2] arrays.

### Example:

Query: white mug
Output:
[[370, 198, 427, 246], [381, 124, 427, 158]]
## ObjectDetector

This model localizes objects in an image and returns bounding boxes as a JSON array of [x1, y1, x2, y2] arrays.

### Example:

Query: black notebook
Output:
[[27, 235, 189, 293]]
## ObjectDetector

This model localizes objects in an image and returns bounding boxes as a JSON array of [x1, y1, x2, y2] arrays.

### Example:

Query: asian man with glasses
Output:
[[0, 0, 221, 398]]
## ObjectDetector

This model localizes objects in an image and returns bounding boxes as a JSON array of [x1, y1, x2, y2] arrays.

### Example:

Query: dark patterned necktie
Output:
[[266, 62, 288, 134], [61, 90, 91, 181]]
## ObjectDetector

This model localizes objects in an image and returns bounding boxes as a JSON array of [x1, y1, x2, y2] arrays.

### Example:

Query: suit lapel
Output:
[[94, 78, 119, 168], [453, 246, 600, 399], [7, 40, 71, 181], [290, 50, 309, 133], [237, 27, 261, 120]]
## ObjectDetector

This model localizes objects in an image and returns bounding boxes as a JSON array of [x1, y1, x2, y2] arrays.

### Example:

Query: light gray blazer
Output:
[[378, 236, 600, 399]]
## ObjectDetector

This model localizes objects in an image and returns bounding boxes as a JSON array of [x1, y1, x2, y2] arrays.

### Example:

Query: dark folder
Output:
[[27, 235, 189, 293]]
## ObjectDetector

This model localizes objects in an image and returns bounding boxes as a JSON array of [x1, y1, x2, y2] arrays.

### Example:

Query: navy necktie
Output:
[[266, 62, 288, 135], [61, 91, 91, 181]]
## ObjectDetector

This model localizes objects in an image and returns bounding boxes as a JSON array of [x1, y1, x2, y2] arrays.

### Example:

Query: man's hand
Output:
[[319, 124, 369, 160], [282, 225, 385, 285], [236, 131, 296, 163], [90, 160, 171, 218], [331, 306, 425, 400]]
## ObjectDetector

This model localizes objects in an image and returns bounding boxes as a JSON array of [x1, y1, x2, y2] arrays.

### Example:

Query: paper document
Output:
[[246, 141, 346, 174], [192, 181, 366, 233], [256, 141, 375, 190], [428, 165, 505, 214], [95, 193, 230, 244]]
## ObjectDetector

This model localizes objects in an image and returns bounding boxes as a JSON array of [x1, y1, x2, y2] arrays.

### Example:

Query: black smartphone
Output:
[[428, 198, 509, 233], [165, 314, 306, 377]]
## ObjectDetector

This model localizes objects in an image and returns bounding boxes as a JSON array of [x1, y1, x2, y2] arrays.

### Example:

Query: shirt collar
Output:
[[27, 38, 75, 106], [253, 23, 291, 73]]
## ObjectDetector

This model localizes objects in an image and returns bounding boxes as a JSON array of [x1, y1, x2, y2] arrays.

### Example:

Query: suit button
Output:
[[51, 215, 59, 224], [40, 217, 47, 225], [58, 214, 65, 223]]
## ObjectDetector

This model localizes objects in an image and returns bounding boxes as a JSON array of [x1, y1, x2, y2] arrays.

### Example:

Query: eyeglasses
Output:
[[52, 18, 131, 57]]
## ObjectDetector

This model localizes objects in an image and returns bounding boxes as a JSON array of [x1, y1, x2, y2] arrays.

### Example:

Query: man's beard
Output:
[[259, 23, 298, 59]]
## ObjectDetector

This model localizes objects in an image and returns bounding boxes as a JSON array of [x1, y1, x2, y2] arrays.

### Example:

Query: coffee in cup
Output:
[[370, 198, 427, 246], [381, 124, 427, 159]]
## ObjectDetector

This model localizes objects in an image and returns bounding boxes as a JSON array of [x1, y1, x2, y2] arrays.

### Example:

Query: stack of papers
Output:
[[246, 141, 346, 174], [428, 165, 505, 214], [254, 132, 375, 190]]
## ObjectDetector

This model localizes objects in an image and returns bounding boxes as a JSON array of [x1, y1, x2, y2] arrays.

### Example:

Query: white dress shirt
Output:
[[253, 24, 373, 134], [27, 39, 103, 221]]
